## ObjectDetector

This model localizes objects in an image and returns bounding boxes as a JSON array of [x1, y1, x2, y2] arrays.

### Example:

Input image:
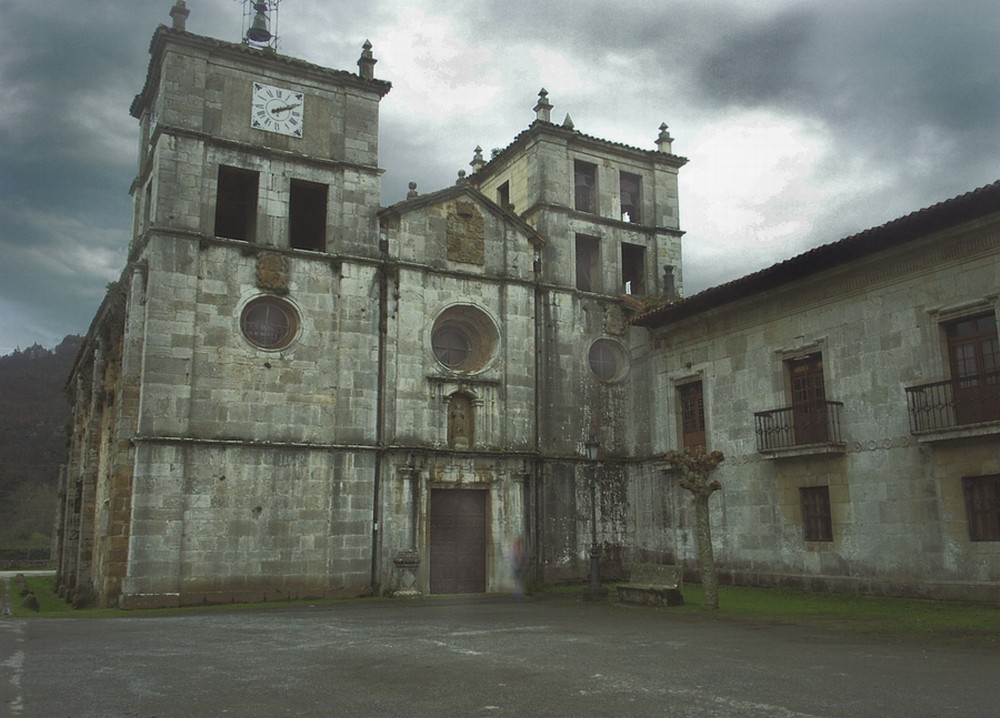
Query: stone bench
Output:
[[617, 562, 684, 606]]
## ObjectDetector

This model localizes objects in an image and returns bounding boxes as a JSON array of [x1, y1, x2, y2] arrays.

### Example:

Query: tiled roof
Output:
[[634, 179, 1000, 327]]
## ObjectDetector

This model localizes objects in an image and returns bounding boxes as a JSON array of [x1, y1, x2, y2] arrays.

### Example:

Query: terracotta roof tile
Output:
[[634, 179, 1000, 327]]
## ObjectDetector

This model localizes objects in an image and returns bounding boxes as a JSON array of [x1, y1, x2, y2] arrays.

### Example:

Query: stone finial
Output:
[[358, 40, 377, 80], [406, 181, 418, 200], [169, 0, 190, 31], [456, 170, 468, 185], [470, 146, 485, 174], [656, 122, 674, 153], [533, 88, 552, 123], [562, 114, 574, 130]]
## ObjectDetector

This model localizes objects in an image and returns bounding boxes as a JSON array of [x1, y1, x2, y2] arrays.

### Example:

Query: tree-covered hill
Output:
[[0, 336, 82, 550]]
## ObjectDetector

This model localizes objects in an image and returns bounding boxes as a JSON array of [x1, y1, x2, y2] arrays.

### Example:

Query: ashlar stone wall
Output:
[[122, 442, 374, 608], [631, 217, 1000, 599]]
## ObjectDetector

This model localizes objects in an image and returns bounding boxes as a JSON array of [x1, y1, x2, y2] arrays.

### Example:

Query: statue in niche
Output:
[[448, 394, 475, 448]]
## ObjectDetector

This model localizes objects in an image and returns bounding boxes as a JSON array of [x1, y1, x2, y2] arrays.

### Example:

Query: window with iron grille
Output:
[[963, 475, 1000, 541], [588, 339, 627, 383], [430, 305, 498, 373], [800, 486, 833, 541], [240, 296, 298, 350]]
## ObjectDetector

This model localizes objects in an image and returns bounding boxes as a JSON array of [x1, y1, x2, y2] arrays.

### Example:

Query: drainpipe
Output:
[[531, 250, 543, 586], [371, 232, 390, 593]]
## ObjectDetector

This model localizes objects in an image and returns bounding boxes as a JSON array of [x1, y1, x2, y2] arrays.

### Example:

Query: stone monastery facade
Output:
[[55, 3, 999, 608]]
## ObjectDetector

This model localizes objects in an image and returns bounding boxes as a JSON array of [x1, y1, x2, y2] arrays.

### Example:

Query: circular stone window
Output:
[[431, 305, 499, 372], [588, 339, 628, 382], [240, 296, 299, 350]]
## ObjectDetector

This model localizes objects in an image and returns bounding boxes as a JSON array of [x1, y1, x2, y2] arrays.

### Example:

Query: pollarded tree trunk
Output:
[[692, 488, 719, 610], [664, 447, 725, 611]]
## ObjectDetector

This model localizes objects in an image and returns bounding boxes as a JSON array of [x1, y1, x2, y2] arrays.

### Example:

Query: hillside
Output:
[[0, 336, 82, 550]]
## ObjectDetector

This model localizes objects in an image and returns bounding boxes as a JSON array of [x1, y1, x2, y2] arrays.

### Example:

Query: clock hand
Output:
[[272, 103, 301, 114]]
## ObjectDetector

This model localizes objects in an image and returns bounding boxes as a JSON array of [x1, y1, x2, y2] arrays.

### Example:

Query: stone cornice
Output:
[[131, 25, 390, 118]]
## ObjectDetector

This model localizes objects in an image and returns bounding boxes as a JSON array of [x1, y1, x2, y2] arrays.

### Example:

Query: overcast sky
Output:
[[2, 0, 999, 354]]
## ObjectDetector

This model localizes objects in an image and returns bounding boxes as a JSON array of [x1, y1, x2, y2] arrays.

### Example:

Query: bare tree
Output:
[[664, 447, 726, 610]]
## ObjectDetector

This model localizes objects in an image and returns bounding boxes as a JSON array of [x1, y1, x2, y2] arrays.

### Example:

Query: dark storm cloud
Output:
[[691, 2, 1000, 169], [695, 8, 816, 106], [3, 0, 1000, 351], [673, 0, 1000, 289], [0, 3, 163, 351], [478, 0, 1000, 198]]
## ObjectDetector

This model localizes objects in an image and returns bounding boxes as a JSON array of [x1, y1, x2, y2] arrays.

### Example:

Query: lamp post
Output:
[[583, 437, 607, 601]]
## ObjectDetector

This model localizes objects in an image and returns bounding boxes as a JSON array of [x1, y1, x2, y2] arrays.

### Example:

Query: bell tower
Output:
[[466, 90, 687, 460], [470, 89, 686, 299], [131, 1, 391, 259], [87, 1, 394, 607]]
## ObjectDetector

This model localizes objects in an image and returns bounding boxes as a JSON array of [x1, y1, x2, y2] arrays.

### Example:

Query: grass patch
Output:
[[8, 574, 1000, 650], [7, 576, 115, 618], [670, 583, 1000, 646]]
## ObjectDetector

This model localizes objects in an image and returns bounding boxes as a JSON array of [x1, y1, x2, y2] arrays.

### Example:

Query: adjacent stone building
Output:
[[54, 3, 999, 607], [633, 184, 1000, 602]]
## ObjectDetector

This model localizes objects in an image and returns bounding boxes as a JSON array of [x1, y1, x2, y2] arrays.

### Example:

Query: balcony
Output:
[[754, 400, 846, 457], [905, 370, 1000, 440]]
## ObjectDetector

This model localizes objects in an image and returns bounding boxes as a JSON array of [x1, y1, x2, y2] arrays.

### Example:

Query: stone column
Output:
[[392, 464, 422, 596]]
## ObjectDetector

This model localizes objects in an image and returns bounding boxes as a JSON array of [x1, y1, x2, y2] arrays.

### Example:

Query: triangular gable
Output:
[[380, 183, 544, 249]]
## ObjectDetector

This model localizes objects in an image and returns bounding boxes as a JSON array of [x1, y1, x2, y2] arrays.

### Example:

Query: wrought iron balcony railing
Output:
[[754, 400, 845, 452], [905, 370, 1000, 433]]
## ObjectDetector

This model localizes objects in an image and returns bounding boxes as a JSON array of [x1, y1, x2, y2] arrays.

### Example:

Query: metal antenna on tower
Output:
[[238, 0, 282, 50]]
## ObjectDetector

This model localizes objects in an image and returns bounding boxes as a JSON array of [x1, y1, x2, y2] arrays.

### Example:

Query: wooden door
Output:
[[430, 489, 487, 594], [679, 381, 706, 448], [789, 355, 828, 445], [948, 314, 1000, 425]]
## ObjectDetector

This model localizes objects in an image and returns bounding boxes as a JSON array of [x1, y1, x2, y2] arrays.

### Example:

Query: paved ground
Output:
[[2, 589, 998, 717]]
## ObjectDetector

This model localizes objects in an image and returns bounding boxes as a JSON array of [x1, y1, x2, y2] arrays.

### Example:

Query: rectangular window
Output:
[[574, 161, 597, 213], [788, 354, 828, 444], [800, 486, 833, 541], [289, 179, 328, 251], [619, 171, 641, 223], [946, 312, 1000, 425], [621, 242, 646, 295], [497, 181, 510, 210], [575, 234, 599, 292], [963, 475, 1000, 541], [214, 165, 259, 241], [679, 381, 706, 448]]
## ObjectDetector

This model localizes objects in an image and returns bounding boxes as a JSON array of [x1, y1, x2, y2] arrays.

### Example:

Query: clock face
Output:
[[251, 82, 304, 138]]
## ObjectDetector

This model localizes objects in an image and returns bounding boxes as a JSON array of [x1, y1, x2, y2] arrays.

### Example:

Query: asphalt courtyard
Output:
[[2, 589, 998, 717]]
